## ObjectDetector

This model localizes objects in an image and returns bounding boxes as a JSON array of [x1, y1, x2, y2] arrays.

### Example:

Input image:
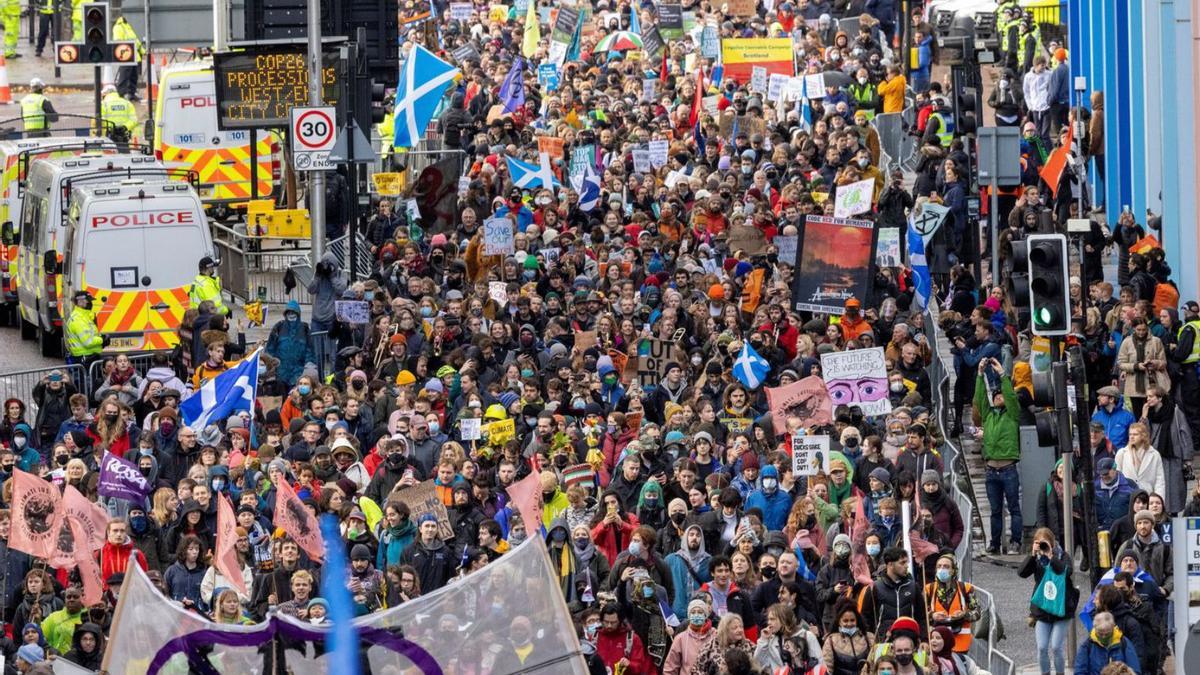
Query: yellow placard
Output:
[[720, 38, 794, 65], [487, 418, 516, 445], [373, 172, 403, 196]]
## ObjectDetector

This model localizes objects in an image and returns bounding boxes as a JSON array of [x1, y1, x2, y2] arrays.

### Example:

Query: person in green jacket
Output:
[[973, 357, 1023, 555], [41, 586, 85, 655]]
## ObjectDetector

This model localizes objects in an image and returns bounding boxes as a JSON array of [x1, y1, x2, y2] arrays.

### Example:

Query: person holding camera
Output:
[[973, 356, 1024, 555], [1018, 528, 1079, 675]]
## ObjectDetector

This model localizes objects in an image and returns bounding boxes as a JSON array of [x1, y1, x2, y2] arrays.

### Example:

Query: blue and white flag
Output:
[[907, 215, 932, 309], [394, 45, 460, 149], [733, 340, 771, 390], [499, 57, 526, 113], [628, 5, 641, 35], [570, 163, 601, 211], [180, 348, 261, 430], [506, 153, 562, 190]]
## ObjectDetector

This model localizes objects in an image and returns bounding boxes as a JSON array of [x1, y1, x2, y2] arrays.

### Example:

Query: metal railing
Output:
[[922, 300, 1015, 675], [0, 363, 86, 420], [211, 224, 371, 305], [86, 352, 167, 402]]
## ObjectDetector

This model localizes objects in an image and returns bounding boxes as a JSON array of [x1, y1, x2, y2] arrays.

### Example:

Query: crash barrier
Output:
[[0, 113, 112, 141], [0, 363, 86, 420], [922, 301, 1016, 675], [211, 224, 372, 305]]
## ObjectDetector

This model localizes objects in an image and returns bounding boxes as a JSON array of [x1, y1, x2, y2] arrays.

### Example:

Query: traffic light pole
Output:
[[1047, 355, 1078, 666], [1067, 345, 1101, 585], [306, 0, 325, 263]]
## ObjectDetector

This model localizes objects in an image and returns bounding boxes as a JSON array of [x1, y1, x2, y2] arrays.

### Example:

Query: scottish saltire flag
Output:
[[907, 215, 932, 309], [733, 341, 771, 390], [799, 96, 814, 132], [180, 348, 261, 430], [499, 57, 525, 113], [507, 153, 562, 189], [393, 45, 460, 149], [570, 163, 601, 211]]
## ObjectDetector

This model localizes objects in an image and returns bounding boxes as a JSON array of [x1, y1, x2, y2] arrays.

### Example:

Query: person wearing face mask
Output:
[[663, 597, 717, 675], [744, 464, 792, 532], [822, 600, 876, 675], [815, 534, 857, 634], [923, 554, 980, 655], [856, 548, 928, 642], [265, 300, 315, 388], [608, 526, 675, 602], [125, 504, 166, 571]]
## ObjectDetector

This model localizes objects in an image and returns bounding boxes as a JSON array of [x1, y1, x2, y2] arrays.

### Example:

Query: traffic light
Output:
[[1026, 233, 1070, 337], [369, 80, 388, 125], [1007, 239, 1030, 327], [83, 3, 109, 64]]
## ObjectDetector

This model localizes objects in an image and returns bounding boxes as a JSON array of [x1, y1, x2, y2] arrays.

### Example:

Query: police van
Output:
[[0, 138, 116, 323], [153, 60, 280, 214], [15, 153, 180, 355]]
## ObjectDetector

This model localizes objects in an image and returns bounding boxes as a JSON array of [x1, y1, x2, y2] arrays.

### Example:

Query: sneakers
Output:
[[986, 545, 1000, 556], [1006, 542, 1022, 555]]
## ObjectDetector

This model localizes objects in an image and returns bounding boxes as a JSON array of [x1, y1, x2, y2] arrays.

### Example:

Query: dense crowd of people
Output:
[[0, 0, 1186, 674]]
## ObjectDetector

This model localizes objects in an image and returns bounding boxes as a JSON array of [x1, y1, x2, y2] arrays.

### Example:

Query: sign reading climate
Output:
[[213, 47, 340, 129]]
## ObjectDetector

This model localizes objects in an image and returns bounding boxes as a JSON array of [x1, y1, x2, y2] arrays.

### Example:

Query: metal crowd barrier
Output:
[[921, 301, 1015, 675], [211, 224, 370, 305], [86, 351, 166, 401], [0, 364, 86, 419]]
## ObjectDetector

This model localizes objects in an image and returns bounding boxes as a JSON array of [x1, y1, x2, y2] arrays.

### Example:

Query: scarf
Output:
[[830, 478, 853, 507], [109, 366, 135, 386], [573, 540, 597, 567]]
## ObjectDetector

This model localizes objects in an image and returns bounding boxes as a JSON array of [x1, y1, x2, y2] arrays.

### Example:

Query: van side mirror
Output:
[[0, 221, 11, 246], [43, 250, 57, 275]]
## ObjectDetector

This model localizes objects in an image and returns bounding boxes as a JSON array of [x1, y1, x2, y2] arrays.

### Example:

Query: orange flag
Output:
[[9, 469, 65, 559], [1039, 122, 1073, 198], [69, 518, 104, 606], [215, 493, 248, 595], [506, 470, 544, 535], [273, 478, 324, 562]]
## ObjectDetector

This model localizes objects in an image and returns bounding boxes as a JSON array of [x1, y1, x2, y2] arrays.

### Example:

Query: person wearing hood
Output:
[[635, 479, 667, 531], [125, 504, 166, 571], [663, 598, 717, 675], [815, 534, 856, 633], [306, 251, 347, 335], [544, 518, 581, 604], [920, 470, 963, 550], [32, 370, 76, 450], [266, 300, 315, 387], [7, 424, 39, 472], [165, 499, 213, 564], [596, 355, 626, 411], [61, 623, 104, 671], [1094, 459, 1139, 533], [1108, 489, 1150, 559], [1114, 510, 1173, 597], [365, 437, 426, 505], [447, 484, 486, 553], [570, 522, 610, 596], [745, 465, 792, 531], [1073, 611, 1139, 675], [399, 514, 455, 593], [665, 524, 712, 620]]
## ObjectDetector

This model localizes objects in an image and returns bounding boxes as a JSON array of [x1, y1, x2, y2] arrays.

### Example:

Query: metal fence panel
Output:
[[0, 364, 87, 419], [87, 352, 167, 402]]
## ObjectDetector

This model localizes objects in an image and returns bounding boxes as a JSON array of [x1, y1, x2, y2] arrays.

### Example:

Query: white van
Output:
[[55, 179, 213, 354], [16, 154, 178, 354]]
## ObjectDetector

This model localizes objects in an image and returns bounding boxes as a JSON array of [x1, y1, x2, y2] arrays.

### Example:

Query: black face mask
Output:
[[386, 453, 405, 468], [895, 654, 914, 666], [105, 413, 120, 423], [760, 566, 777, 580], [56, 455, 69, 466], [670, 512, 686, 525]]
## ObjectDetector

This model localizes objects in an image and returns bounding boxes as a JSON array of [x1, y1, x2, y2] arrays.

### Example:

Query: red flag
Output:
[[1039, 122, 1073, 198], [688, 66, 704, 128], [9, 469, 65, 558], [273, 478, 324, 562], [216, 493, 249, 595], [69, 518, 104, 606], [660, 50, 668, 82], [64, 485, 108, 551], [506, 470, 544, 535], [909, 531, 940, 564]]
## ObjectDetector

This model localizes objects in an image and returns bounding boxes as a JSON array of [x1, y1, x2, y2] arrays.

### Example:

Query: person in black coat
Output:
[[365, 437, 427, 505], [249, 539, 319, 621], [750, 550, 818, 629], [399, 516, 456, 593], [815, 535, 857, 633], [61, 622, 105, 671]]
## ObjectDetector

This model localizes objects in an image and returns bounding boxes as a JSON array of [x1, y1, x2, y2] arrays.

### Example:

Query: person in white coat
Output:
[[1113, 422, 1166, 498], [753, 603, 823, 672]]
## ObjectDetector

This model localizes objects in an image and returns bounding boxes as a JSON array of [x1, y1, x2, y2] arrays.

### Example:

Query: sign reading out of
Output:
[[213, 46, 341, 129]]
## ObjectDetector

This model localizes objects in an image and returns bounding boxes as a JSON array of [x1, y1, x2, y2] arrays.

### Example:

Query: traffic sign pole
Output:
[[307, 0, 325, 264]]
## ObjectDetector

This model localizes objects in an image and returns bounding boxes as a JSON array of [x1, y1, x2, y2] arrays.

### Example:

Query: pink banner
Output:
[[274, 479, 324, 562], [9, 469, 65, 559], [216, 493, 248, 595]]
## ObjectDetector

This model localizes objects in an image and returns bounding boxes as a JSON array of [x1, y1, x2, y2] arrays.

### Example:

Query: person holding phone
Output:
[[974, 356, 1023, 555], [1018, 528, 1079, 675]]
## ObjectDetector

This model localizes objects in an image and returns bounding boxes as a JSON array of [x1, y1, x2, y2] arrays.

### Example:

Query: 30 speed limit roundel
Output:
[[292, 107, 336, 151]]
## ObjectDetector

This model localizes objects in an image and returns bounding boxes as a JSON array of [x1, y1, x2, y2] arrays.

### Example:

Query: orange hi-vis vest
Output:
[[924, 580, 974, 653]]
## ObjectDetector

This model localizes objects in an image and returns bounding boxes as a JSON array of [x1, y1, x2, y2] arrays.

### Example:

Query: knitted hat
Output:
[[869, 467, 892, 484], [833, 533, 852, 550], [687, 598, 709, 616], [16, 644, 43, 664], [740, 453, 760, 470], [350, 544, 372, 561], [1134, 509, 1155, 524], [921, 469, 941, 486]]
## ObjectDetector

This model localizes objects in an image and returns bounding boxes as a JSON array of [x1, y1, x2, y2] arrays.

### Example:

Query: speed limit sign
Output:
[[290, 106, 338, 172]]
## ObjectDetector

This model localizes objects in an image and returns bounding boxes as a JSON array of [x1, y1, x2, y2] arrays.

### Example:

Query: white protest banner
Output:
[[784, 76, 806, 102], [912, 202, 950, 244], [820, 347, 892, 416], [702, 95, 721, 116], [448, 2, 473, 19], [334, 300, 370, 324], [483, 216, 515, 255], [834, 177, 874, 218], [664, 170, 687, 188], [457, 176, 471, 196], [632, 146, 652, 174], [767, 73, 789, 102], [460, 418, 482, 441], [804, 73, 826, 99], [751, 66, 768, 94], [405, 198, 421, 223], [643, 79, 656, 102], [792, 434, 830, 477], [775, 234, 798, 265], [538, 247, 560, 264], [876, 227, 900, 267], [488, 281, 508, 305], [647, 140, 670, 169]]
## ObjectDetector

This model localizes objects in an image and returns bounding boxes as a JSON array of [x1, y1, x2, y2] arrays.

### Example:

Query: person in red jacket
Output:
[[593, 603, 655, 675], [97, 520, 147, 588], [758, 304, 800, 360]]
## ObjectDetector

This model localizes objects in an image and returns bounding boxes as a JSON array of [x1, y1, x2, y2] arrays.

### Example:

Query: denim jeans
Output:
[[1035, 618, 1069, 673], [985, 463, 1023, 546]]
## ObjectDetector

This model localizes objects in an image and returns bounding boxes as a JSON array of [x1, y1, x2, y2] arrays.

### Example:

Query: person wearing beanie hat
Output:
[[816, 532, 856, 631], [305, 597, 330, 624], [16, 643, 44, 666], [1112, 507, 1171, 604], [663, 595, 715, 673], [400, 511, 456, 592], [921, 468, 964, 551]]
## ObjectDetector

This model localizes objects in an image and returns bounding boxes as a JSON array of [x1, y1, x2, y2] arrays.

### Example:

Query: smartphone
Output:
[[607, 503, 617, 517]]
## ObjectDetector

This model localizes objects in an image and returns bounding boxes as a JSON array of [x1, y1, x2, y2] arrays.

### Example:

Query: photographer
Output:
[[973, 356, 1023, 555], [1017, 528, 1078, 675]]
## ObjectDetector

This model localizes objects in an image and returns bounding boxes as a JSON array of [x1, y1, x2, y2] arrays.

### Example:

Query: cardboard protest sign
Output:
[[372, 172, 403, 196], [636, 337, 679, 388], [460, 418, 482, 441], [537, 135, 566, 159], [766, 375, 833, 435], [335, 300, 371, 324], [790, 216, 876, 314], [792, 434, 831, 477], [391, 480, 456, 540], [726, 223, 768, 256], [483, 216, 516, 255], [775, 234, 798, 266], [820, 347, 892, 416], [729, 0, 755, 16], [834, 178, 875, 218]]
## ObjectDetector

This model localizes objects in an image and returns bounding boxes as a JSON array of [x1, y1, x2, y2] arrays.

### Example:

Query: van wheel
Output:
[[20, 316, 35, 340], [38, 325, 60, 358]]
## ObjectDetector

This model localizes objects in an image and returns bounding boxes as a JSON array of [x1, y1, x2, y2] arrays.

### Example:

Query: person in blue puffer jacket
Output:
[[266, 300, 315, 387], [744, 465, 793, 532]]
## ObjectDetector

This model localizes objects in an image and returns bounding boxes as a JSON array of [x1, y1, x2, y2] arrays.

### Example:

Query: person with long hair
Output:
[[1017, 527, 1078, 675], [86, 396, 130, 455], [753, 602, 822, 672], [1113, 421, 1165, 497], [822, 599, 875, 675], [211, 589, 250, 625], [692, 613, 755, 675], [151, 487, 180, 529]]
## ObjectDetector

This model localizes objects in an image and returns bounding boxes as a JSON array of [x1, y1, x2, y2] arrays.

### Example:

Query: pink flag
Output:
[[850, 552, 873, 586], [9, 469, 65, 559], [850, 488, 868, 547], [909, 532, 940, 564], [69, 517, 104, 606], [64, 485, 108, 551], [506, 470, 544, 535], [273, 478, 324, 561], [215, 493, 248, 595]]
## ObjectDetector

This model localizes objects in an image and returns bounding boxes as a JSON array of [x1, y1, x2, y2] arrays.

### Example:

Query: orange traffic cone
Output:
[[0, 55, 11, 105]]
